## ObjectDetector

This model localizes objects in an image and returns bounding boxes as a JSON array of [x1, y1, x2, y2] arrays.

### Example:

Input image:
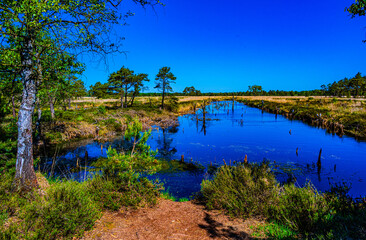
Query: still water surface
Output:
[[42, 101, 366, 198]]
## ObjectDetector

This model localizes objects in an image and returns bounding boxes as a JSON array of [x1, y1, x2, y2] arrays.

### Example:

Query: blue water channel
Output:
[[41, 101, 366, 199]]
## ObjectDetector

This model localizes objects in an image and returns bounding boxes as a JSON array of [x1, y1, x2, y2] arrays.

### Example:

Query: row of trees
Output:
[[142, 72, 366, 97], [89, 66, 176, 108], [321, 72, 366, 97]]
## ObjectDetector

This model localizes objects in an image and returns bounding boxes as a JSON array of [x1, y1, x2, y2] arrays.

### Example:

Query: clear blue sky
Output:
[[81, 0, 366, 93]]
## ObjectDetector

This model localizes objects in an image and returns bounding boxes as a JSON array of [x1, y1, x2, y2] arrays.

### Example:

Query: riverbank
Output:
[[39, 104, 178, 146], [39, 96, 228, 146], [235, 96, 366, 140], [42, 95, 366, 146]]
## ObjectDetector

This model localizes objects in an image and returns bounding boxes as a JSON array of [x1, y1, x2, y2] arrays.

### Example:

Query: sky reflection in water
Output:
[[42, 101, 366, 199]]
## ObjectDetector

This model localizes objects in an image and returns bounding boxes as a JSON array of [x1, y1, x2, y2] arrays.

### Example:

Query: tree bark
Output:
[[68, 98, 71, 109], [120, 92, 124, 109], [162, 88, 165, 109], [14, 38, 38, 190], [130, 94, 136, 107], [124, 85, 128, 108]]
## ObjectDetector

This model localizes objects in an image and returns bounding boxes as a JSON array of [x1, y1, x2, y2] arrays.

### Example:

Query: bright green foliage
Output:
[[97, 105, 107, 114], [94, 118, 160, 188], [160, 191, 177, 201], [91, 118, 161, 209], [201, 161, 278, 218], [252, 222, 298, 239], [269, 183, 333, 232], [124, 117, 157, 157], [178, 197, 189, 202], [37, 51, 85, 114]]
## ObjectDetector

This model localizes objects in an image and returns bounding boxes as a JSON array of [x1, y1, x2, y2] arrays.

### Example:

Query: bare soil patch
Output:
[[82, 199, 263, 240]]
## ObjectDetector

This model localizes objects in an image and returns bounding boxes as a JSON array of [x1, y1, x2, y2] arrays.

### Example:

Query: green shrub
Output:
[[252, 222, 298, 239], [86, 176, 160, 210], [0, 173, 101, 240], [96, 118, 160, 181], [200, 162, 366, 238], [269, 183, 334, 232], [178, 197, 189, 202], [161, 191, 177, 201], [201, 161, 278, 218], [20, 181, 101, 239], [97, 105, 107, 114], [91, 118, 161, 208]]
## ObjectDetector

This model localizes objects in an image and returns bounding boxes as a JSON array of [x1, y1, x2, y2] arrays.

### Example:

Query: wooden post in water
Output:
[[317, 148, 322, 169], [296, 147, 299, 156], [181, 154, 184, 162], [85, 150, 88, 162], [244, 155, 248, 164], [101, 144, 103, 154]]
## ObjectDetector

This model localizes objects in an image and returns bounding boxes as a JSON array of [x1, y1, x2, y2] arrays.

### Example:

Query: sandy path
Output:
[[82, 199, 262, 240]]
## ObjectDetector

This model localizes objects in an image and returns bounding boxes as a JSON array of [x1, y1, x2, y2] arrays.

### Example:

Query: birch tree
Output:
[[0, 0, 162, 190]]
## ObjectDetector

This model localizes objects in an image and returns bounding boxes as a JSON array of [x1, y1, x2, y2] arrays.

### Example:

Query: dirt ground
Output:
[[82, 199, 264, 240]]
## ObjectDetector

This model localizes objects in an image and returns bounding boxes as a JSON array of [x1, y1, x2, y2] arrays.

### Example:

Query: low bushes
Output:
[[200, 161, 366, 239], [20, 181, 101, 239], [201, 161, 277, 218], [0, 119, 162, 239]]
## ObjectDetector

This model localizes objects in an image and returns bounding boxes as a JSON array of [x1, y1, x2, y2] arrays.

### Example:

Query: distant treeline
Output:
[[88, 72, 366, 98]]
